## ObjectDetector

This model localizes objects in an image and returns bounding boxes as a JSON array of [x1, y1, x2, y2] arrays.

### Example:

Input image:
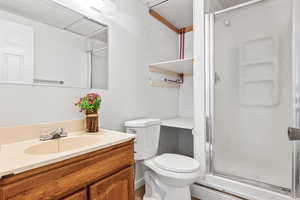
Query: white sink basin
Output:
[[24, 136, 101, 155]]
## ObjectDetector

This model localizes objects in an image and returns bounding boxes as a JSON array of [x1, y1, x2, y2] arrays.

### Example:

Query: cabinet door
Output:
[[89, 167, 134, 200], [62, 190, 87, 200]]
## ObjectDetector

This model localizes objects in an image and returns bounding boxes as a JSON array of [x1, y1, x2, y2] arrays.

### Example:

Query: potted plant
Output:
[[75, 93, 101, 132]]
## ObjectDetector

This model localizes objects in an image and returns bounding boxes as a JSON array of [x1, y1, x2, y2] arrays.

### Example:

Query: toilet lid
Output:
[[154, 154, 200, 173]]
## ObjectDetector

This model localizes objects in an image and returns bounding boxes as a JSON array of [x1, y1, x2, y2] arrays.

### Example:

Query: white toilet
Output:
[[125, 118, 201, 200]]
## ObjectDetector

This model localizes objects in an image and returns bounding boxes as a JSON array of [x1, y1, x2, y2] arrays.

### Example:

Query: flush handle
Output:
[[288, 127, 300, 141], [128, 129, 137, 134]]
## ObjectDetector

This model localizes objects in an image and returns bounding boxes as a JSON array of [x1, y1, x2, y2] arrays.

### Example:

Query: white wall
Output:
[[178, 79, 194, 157], [179, 76, 193, 117], [0, 0, 180, 188], [179, 32, 194, 117], [0, 10, 88, 88], [0, 0, 179, 127], [185, 31, 194, 58]]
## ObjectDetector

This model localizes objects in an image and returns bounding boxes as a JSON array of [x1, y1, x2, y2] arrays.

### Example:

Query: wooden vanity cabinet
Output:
[[0, 140, 135, 200], [62, 190, 87, 200], [89, 167, 134, 200]]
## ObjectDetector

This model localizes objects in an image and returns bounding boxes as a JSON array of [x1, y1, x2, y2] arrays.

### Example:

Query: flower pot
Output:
[[85, 110, 99, 132]]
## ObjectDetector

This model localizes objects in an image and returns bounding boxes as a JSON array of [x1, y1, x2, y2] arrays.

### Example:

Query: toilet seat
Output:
[[154, 154, 200, 173], [144, 154, 201, 185]]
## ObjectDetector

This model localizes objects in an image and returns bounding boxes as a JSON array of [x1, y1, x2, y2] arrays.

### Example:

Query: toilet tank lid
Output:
[[124, 118, 161, 127]]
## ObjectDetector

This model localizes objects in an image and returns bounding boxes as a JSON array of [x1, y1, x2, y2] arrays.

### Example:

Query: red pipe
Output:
[[179, 29, 185, 59]]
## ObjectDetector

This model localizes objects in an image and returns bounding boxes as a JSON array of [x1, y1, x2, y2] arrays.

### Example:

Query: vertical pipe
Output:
[[179, 29, 186, 59], [179, 29, 182, 59], [182, 29, 185, 59], [180, 29, 183, 59]]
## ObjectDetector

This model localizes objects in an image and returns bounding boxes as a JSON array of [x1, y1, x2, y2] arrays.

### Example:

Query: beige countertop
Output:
[[0, 129, 135, 178]]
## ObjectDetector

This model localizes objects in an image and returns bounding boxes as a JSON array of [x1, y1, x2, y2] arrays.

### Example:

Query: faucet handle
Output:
[[55, 128, 64, 134], [59, 128, 68, 137], [58, 128, 64, 132], [39, 127, 68, 141], [40, 127, 56, 141], [49, 128, 63, 135], [53, 128, 68, 137]]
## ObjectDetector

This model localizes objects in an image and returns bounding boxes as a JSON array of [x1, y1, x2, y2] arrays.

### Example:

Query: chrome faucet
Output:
[[40, 128, 68, 141]]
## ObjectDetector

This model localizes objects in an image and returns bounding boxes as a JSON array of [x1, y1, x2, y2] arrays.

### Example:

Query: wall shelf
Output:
[[161, 117, 193, 130], [149, 57, 193, 76], [239, 36, 279, 106]]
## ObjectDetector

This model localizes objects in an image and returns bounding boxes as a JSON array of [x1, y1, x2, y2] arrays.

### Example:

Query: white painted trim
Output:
[[191, 184, 242, 200], [194, 175, 292, 200], [193, 0, 206, 178], [214, 0, 264, 15], [135, 178, 145, 190]]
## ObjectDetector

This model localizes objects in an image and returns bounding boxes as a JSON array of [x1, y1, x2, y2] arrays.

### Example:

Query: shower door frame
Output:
[[202, 0, 300, 199]]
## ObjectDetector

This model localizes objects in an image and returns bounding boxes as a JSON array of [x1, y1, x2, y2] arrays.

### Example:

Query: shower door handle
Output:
[[288, 127, 300, 141]]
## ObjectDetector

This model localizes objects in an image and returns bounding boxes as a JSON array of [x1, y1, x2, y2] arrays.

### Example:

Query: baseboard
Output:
[[135, 178, 145, 190], [191, 184, 243, 200]]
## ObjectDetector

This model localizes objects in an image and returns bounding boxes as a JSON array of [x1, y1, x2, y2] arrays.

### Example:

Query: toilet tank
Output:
[[125, 119, 161, 160]]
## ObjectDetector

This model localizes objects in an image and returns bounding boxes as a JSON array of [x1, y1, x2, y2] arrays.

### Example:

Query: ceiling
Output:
[[141, 0, 193, 29], [0, 0, 106, 37], [140, 0, 252, 29]]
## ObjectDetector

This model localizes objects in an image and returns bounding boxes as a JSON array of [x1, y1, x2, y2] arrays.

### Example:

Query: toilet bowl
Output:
[[143, 154, 201, 200], [124, 119, 201, 200]]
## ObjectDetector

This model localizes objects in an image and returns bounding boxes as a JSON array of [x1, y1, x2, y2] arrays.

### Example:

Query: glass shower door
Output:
[[211, 0, 293, 193]]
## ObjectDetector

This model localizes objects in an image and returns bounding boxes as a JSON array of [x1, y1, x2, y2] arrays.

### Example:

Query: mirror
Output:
[[0, 0, 109, 89]]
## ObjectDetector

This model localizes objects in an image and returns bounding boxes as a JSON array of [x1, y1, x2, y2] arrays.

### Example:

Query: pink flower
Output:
[[87, 93, 99, 101]]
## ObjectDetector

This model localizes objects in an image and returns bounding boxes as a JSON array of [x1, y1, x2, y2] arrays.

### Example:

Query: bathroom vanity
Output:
[[0, 131, 135, 200]]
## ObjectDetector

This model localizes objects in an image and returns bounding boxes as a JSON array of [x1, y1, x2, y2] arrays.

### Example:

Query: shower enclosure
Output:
[[201, 0, 300, 199]]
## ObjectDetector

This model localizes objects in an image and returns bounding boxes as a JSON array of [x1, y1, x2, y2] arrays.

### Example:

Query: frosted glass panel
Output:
[[213, 0, 292, 189]]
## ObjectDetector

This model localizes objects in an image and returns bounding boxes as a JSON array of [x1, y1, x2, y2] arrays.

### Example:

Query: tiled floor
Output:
[[135, 186, 200, 200]]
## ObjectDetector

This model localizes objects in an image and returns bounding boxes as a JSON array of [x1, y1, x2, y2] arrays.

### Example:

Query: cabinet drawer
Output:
[[62, 190, 87, 200], [89, 166, 134, 200], [0, 142, 133, 200]]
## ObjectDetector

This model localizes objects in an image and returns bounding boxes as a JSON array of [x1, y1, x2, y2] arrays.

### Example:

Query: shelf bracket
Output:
[[149, 66, 184, 88], [164, 73, 184, 84]]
